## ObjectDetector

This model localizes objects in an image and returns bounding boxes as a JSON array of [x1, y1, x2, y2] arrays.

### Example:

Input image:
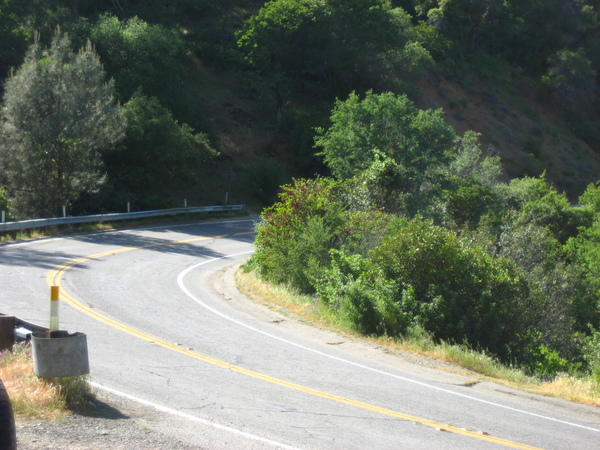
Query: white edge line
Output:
[[177, 254, 600, 434], [90, 382, 300, 450]]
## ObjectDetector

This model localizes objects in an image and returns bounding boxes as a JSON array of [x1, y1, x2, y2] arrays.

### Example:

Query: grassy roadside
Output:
[[235, 267, 600, 407], [0, 342, 93, 420]]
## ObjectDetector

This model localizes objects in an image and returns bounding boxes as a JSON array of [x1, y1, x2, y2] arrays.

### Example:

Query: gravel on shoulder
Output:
[[16, 385, 294, 450], [16, 388, 205, 450]]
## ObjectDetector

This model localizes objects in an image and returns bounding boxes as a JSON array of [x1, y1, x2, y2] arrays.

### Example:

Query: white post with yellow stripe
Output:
[[50, 285, 59, 332]]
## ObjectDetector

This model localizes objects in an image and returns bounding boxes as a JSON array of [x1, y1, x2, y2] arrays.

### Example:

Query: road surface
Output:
[[1, 218, 599, 449]]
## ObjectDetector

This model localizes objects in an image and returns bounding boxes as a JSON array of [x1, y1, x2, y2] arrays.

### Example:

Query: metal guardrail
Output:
[[1, 314, 47, 343], [0, 204, 245, 232]]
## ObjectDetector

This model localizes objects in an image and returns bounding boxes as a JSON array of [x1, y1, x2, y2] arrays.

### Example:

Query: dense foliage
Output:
[[101, 92, 217, 210], [1, 0, 599, 213], [314, 91, 455, 180], [248, 91, 600, 381]]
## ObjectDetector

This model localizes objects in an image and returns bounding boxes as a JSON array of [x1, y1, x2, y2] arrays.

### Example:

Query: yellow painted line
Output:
[[46, 233, 541, 450]]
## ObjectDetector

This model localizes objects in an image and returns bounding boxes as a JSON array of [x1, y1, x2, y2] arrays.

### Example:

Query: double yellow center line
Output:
[[46, 232, 541, 449]]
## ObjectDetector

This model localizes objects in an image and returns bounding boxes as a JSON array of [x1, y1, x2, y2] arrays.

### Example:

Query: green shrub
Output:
[[516, 331, 572, 380], [251, 176, 394, 293], [317, 250, 406, 336], [251, 177, 345, 292], [368, 218, 532, 358], [494, 175, 585, 243], [443, 180, 494, 227], [317, 217, 536, 359], [582, 327, 600, 383]]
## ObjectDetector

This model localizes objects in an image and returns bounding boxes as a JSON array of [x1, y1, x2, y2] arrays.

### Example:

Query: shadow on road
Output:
[[71, 396, 130, 420], [0, 219, 258, 270]]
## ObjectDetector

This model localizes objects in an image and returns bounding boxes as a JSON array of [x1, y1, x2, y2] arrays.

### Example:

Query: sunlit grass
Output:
[[236, 268, 600, 407], [0, 343, 65, 419], [235, 267, 339, 331], [0, 342, 95, 419]]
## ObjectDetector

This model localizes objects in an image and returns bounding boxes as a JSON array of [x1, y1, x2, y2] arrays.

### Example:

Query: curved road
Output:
[[1, 218, 599, 449]]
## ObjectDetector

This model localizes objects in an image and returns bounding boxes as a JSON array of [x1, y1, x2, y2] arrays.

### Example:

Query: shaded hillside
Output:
[[419, 75, 600, 198], [193, 58, 600, 204], [1, 0, 599, 214], [187, 0, 600, 203]]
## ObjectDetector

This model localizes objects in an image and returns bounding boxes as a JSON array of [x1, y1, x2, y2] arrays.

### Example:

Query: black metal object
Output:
[[0, 313, 48, 345]]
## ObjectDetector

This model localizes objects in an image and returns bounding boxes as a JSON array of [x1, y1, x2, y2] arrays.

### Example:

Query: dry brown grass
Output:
[[528, 374, 600, 406], [235, 268, 333, 326], [418, 76, 600, 194], [0, 343, 66, 419]]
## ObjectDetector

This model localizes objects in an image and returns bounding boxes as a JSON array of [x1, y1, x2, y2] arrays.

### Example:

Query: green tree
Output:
[[494, 175, 586, 243], [236, 0, 431, 116], [236, 0, 326, 122], [86, 14, 186, 105], [424, 0, 508, 56], [444, 131, 502, 186], [0, 0, 33, 85], [565, 183, 600, 313], [314, 90, 456, 182], [250, 177, 346, 292], [368, 218, 533, 356], [0, 1, 71, 95], [541, 48, 597, 107], [249, 176, 392, 292], [437, 132, 502, 227], [73, 13, 219, 133], [102, 92, 216, 209], [322, 0, 416, 92], [0, 32, 124, 218], [0, 187, 10, 218], [340, 153, 411, 214]]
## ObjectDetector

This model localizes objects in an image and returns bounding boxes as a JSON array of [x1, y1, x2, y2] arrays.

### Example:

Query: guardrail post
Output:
[[1, 211, 5, 223], [127, 202, 130, 213], [0, 315, 15, 351], [62, 205, 66, 218]]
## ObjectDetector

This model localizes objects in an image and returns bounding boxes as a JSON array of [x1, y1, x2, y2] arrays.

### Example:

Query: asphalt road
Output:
[[1, 218, 599, 449]]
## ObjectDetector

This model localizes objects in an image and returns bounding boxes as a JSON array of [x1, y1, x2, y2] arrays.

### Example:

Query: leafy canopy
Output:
[[314, 90, 456, 180], [87, 14, 187, 105], [236, 0, 430, 99]]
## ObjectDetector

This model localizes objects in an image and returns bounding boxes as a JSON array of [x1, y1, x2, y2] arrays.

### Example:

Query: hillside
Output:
[[419, 76, 600, 198], [185, 0, 600, 204], [192, 60, 600, 206], [1, 0, 599, 213]]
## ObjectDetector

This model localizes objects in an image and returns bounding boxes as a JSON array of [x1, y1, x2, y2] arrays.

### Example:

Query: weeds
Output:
[[0, 342, 64, 418], [47, 375, 94, 412], [236, 266, 338, 329], [0, 342, 94, 419]]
